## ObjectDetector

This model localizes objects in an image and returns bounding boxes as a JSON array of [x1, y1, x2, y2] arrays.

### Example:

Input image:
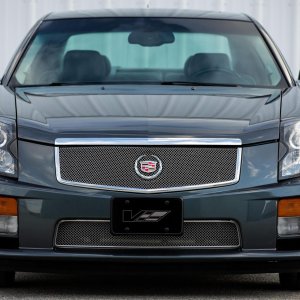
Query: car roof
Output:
[[45, 8, 250, 22]]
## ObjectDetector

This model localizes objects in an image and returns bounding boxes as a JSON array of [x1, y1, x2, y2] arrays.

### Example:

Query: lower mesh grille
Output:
[[54, 220, 241, 249]]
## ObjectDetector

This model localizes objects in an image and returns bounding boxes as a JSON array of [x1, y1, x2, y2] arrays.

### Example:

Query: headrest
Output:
[[184, 53, 230, 79], [61, 50, 111, 83]]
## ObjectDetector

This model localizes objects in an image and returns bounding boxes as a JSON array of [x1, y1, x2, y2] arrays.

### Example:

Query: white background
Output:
[[0, 0, 299, 78]]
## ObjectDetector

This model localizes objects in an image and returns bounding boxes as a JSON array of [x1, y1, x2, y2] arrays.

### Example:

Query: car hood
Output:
[[15, 86, 281, 145]]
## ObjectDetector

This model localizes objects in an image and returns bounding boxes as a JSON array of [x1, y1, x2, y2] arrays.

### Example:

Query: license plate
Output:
[[111, 198, 183, 235]]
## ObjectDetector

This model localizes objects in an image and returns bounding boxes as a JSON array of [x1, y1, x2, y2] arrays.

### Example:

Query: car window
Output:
[[12, 18, 285, 88], [65, 32, 231, 69], [15, 36, 43, 84], [253, 37, 281, 85]]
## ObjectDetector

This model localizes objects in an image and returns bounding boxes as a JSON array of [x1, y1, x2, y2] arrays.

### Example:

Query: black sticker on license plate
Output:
[[111, 198, 183, 235]]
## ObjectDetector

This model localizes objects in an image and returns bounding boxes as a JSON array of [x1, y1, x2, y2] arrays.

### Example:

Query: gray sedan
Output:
[[0, 8, 299, 290]]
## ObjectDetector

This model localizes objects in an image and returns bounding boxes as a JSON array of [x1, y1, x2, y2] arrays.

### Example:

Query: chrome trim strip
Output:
[[254, 21, 295, 87], [55, 137, 242, 146], [54, 144, 242, 193], [54, 220, 241, 250]]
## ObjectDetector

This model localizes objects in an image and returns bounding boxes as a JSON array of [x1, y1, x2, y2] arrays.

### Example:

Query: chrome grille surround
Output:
[[55, 138, 242, 193], [54, 220, 241, 249]]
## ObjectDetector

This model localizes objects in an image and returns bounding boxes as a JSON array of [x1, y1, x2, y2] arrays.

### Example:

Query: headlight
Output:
[[280, 120, 300, 179], [0, 118, 17, 177]]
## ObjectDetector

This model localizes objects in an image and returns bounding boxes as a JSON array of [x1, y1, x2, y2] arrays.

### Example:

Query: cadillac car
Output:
[[1, 8, 300, 289]]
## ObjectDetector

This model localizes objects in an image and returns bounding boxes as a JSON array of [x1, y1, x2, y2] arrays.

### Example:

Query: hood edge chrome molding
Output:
[[55, 137, 242, 146]]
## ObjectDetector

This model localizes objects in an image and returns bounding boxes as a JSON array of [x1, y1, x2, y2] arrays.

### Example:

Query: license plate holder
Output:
[[111, 198, 183, 235]]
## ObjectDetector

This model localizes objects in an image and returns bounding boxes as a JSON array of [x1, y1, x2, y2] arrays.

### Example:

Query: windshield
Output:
[[11, 17, 285, 88]]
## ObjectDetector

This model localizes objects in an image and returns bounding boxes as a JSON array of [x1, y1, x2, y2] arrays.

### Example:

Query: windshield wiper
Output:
[[160, 81, 240, 87], [46, 81, 240, 87], [49, 81, 104, 86], [49, 82, 72, 86]]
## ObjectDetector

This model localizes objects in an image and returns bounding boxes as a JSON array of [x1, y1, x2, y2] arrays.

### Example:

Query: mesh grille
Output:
[[55, 220, 241, 249], [57, 146, 240, 191]]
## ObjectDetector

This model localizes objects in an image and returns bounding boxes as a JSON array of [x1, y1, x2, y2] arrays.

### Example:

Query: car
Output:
[[1, 8, 300, 289]]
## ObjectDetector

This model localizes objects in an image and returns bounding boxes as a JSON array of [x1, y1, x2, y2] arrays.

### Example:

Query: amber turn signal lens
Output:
[[278, 199, 300, 217], [0, 197, 17, 216]]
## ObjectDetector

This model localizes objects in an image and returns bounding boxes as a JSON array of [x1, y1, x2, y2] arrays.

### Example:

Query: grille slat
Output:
[[55, 220, 241, 249], [56, 145, 241, 192]]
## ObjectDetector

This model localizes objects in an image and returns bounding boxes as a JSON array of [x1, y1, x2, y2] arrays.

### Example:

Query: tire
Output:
[[0, 271, 15, 288], [279, 273, 300, 290]]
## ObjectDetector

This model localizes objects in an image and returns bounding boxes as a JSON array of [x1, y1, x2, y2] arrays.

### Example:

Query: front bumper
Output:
[[1, 249, 300, 274], [1, 169, 300, 273]]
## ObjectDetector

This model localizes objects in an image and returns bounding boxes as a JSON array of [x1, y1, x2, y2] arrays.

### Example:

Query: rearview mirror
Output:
[[128, 30, 175, 47]]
